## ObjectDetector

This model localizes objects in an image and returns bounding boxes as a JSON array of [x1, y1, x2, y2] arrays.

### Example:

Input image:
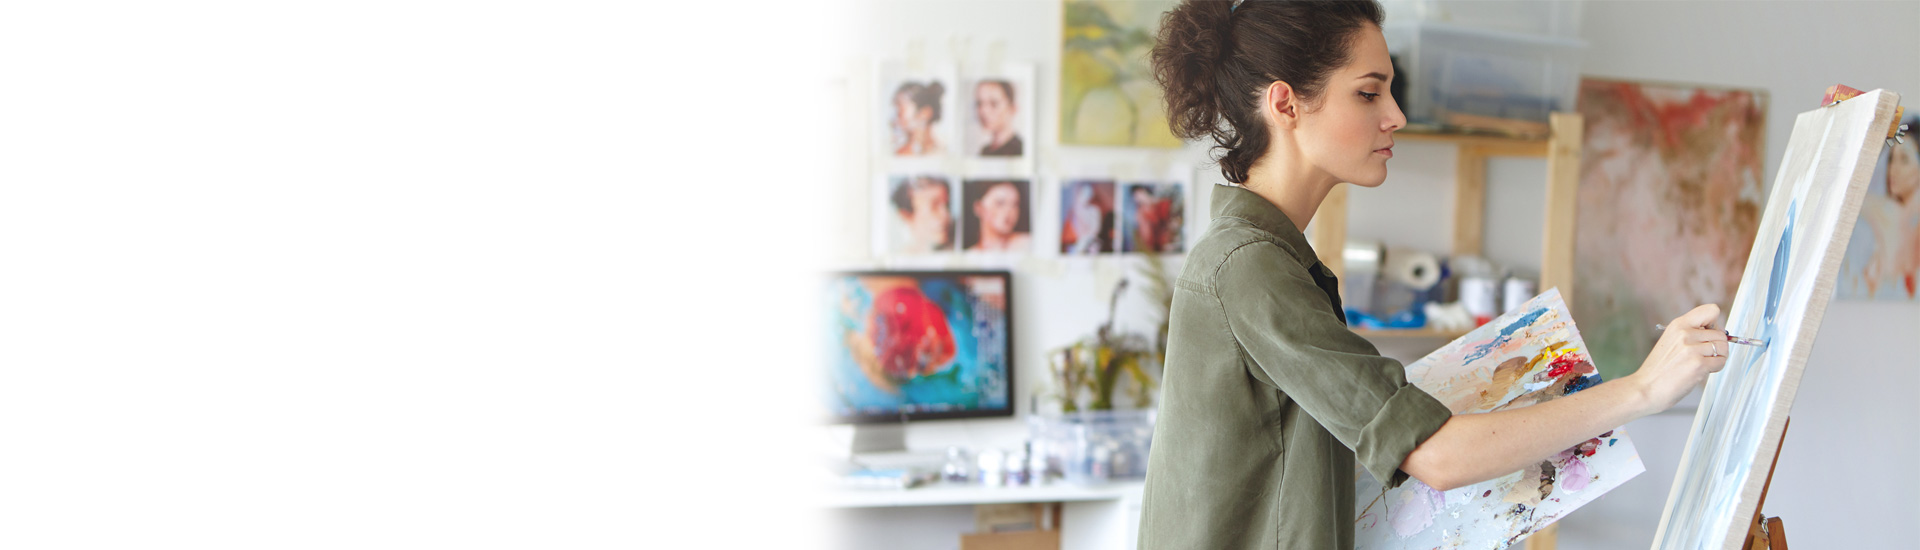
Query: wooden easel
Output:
[[1742, 418, 1790, 550]]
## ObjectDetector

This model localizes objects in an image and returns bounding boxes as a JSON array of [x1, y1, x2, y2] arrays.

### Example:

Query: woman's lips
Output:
[[1375, 147, 1393, 158]]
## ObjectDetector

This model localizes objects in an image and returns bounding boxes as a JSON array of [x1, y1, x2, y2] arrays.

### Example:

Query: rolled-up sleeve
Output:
[[1214, 241, 1453, 488]]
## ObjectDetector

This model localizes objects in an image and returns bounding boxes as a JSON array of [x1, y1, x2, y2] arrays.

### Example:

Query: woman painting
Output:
[[1137, 2, 1730, 548]]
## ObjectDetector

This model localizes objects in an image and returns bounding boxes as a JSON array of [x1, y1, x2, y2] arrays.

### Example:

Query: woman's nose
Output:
[[1384, 98, 1407, 131]]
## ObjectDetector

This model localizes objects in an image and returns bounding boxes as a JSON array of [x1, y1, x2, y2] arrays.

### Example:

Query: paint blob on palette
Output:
[[1355, 288, 1644, 550]]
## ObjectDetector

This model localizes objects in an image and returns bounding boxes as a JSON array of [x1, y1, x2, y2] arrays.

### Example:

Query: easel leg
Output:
[[1745, 514, 1788, 550], [1745, 418, 1792, 549], [1524, 523, 1557, 550], [1766, 517, 1787, 550]]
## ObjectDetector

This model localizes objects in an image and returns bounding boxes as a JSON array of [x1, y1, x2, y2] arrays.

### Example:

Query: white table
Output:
[[823, 481, 1145, 550]]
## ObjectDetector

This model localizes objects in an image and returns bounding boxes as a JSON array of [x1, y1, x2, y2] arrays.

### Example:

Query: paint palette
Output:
[[1355, 288, 1645, 549]]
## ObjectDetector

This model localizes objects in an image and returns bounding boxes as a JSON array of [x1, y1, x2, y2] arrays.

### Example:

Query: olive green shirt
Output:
[[1137, 184, 1453, 550]]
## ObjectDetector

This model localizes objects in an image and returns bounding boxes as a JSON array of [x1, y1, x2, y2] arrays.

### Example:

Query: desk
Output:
[[824, 481, 1145, 550]]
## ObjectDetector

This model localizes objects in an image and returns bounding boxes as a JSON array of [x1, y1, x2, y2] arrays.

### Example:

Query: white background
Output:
[[0, 1, 845, 548]]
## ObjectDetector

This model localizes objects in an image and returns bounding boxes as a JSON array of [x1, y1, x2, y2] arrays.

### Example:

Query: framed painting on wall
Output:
[[1060, 0, 1182, 148], [1572, 78, 1768, 380]]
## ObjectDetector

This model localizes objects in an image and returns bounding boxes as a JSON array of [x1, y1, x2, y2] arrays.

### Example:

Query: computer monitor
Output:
[[825, 270, 1014, 432]]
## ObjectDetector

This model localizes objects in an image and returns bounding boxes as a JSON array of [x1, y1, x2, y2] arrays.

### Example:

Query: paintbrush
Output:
[[1653, 324, 1767, 347]]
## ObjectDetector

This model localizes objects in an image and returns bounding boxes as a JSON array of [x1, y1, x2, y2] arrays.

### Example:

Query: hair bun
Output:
[[1151, 0, 1233, 144], [1151, 0, 1383, 184]]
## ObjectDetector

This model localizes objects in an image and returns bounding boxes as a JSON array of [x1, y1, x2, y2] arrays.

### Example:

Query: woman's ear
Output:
[[1262, 80, 1299, 130]]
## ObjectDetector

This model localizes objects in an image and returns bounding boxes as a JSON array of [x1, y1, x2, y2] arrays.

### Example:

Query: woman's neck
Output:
[[978, 230, 1012, 249], [910, 127, 937, 150], [987, 127, 1015, 147], [1243, 159, 1339, 233]]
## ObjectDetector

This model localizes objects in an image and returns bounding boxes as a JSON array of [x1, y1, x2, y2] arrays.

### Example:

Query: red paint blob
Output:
[[1546, 355, 1586, 378]]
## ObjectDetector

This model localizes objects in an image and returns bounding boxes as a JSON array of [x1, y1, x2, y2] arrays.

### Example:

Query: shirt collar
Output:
[[1210, 184, 1324, 270]]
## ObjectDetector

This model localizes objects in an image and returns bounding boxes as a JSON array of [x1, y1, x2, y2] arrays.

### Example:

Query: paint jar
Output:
[[977, 448, 1005, 487], [1027, 440, 1052, 485], [1460, 276, 1498, 325], [1005, 446, 1030, 486], [1343, 240, 1384, 313], [942, 446, 973, 483], [1503, 277, 1536, 314]]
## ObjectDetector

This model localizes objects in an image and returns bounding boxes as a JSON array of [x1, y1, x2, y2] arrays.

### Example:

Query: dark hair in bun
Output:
[[895, 81, 946, 124], [1152, 0, 1384, 184]]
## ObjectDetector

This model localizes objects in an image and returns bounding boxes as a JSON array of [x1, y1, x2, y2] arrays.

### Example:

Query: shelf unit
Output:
[[1308, 112, 1582, 550], [1311, 112, 1584, 339]]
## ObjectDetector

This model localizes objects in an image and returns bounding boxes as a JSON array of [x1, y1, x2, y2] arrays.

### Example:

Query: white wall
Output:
[[833, 0, 1920, 548]]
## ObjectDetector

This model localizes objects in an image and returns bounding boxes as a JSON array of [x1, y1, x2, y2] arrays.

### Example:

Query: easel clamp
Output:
[[1823, 84, 1907, 142]]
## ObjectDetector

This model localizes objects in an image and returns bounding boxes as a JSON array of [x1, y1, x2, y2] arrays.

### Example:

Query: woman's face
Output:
[[893, 93, 921, 132], [975, 83, 1014, 134], [906, 183, 951, 247], [974, 182, 1022, 237], [1888, 140, 1920, 204], [1294, 23, 1405, 188]]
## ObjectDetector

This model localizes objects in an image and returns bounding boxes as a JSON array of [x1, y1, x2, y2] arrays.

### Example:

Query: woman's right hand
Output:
[[1625, 304, 1731, 415]]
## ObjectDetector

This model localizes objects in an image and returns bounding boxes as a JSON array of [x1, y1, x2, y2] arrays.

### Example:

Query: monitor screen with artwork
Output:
[[825, 270, 1013, 425]]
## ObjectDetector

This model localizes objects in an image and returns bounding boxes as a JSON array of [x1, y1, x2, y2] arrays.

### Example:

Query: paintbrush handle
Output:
[[1653, 324, 1763, 346]]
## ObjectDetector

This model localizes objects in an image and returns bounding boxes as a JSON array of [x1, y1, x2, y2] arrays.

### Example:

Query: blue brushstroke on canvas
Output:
[[1462, 306, 1549, 364]]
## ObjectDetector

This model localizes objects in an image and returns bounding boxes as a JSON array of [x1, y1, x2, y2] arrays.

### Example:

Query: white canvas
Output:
[[1652, 89, 1902, 550], [1356, 289, 1644, 549]]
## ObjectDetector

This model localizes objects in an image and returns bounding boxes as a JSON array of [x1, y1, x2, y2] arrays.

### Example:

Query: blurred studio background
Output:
[[814, 1, 1920, 549]]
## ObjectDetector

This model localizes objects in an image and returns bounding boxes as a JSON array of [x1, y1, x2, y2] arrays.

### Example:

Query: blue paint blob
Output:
[[1463, 307, 1550, 364], [1562, 374, 1599, 395]]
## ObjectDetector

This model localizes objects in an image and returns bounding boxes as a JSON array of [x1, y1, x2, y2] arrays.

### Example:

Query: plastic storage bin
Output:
[[1027, 409, 1155, 485], [1380, 0, 1584, 38], [1383, 21, 1586, 136]]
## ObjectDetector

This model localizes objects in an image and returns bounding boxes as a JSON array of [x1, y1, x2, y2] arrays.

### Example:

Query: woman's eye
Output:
[[1359, 92, 1380, 102]]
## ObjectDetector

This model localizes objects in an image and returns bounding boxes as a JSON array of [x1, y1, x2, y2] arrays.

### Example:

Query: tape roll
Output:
[[1385, 248, 1442, 290]]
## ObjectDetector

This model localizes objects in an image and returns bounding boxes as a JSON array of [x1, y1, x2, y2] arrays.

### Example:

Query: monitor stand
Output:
[[848, 419, 944, 471], [851, 422, 908, 454]]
